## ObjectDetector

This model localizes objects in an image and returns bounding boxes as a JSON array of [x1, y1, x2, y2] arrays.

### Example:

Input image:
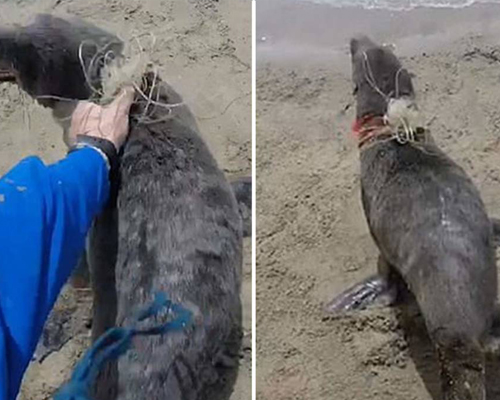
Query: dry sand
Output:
[[257, 2, 500, 399], [0, 0, 251, 399]]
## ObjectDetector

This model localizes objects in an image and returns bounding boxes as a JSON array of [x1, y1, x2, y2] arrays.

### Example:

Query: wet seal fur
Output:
[[0, 14, 244, 399], [326, 36, 499, 400]]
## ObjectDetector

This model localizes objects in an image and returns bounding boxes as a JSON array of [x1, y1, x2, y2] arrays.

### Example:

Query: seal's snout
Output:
[[350, 35, 377, 56], [349, 37, 361, 56]]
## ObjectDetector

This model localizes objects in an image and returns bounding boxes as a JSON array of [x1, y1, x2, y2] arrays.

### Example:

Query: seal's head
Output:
[[350, 35, 415, 119], [0, 14, 123, 108]]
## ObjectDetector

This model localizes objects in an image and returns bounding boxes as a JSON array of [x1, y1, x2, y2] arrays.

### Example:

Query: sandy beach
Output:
[[0, 1, 251, 399], [257, 1, 500, 399]]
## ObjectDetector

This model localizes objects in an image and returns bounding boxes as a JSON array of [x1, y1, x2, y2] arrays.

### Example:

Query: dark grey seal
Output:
[[326, 36, 498, 400], [0, 14, 245, 400]]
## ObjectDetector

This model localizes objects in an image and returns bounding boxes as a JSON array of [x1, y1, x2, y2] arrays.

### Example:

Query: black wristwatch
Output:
[[68, 135, 119, 175]]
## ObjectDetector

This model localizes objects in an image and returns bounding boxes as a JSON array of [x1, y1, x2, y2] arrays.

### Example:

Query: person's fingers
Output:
[[113, 87, 135, 117], [68, 87, 135, 150]]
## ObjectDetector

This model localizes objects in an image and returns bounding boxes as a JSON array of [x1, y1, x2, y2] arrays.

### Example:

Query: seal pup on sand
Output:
[[0, 14, 244, 400], [326, 35, 497, 400]]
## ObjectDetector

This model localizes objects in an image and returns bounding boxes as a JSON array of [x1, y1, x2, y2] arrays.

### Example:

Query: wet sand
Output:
[[257, 2, 500, 399], [0, 1, 251, 399]]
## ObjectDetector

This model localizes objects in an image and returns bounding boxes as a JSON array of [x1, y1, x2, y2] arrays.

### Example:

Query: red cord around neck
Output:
[[352, 115, 388, 148]]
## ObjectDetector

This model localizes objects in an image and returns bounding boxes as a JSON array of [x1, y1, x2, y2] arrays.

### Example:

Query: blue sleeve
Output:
[[0, 147, 109, 400]]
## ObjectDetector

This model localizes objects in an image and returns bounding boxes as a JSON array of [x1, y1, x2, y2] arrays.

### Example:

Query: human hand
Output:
[[69, 87, 135, 150]]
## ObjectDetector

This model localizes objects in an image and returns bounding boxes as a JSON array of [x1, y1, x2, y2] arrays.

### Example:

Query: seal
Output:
[[326, 35, 498, 400], [73, 173, 251, 290], [0, 14, 244, 400]]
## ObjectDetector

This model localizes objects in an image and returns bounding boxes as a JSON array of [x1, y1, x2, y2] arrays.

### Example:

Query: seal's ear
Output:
[[352, 84, 358, 96]]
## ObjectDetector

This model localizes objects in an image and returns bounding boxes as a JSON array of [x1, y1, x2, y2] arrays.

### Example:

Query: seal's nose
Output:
[[350, 35, 377, 56]]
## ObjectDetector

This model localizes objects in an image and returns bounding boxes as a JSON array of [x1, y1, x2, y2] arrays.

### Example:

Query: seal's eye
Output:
[[353, 84, 358, 95]]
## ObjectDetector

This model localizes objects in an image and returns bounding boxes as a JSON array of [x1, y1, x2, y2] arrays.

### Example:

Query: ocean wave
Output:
[[299, 0, 499, 11]]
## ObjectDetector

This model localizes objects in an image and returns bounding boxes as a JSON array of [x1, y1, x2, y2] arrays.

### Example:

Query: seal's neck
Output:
[[352, 114, 389, 149], [353, 98, 425, 149]]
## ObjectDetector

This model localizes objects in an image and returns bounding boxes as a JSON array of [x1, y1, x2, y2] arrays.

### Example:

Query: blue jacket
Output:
[[0, 148, 109, 400]]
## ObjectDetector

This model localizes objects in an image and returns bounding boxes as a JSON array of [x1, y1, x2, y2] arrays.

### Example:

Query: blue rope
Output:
[[54, 292, 193, 400]]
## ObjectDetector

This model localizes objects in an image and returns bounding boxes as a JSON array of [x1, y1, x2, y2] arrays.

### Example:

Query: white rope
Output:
[[361, 51, 416, 144], [362, 51, 389, 103]]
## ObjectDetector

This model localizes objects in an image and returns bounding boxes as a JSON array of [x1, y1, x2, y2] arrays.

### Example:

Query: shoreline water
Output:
[[279, 0, 499, 12], [257, 1, 500, 64]]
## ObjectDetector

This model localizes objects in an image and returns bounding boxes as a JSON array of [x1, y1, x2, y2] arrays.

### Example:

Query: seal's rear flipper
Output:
[[324, 274, 397, 314]]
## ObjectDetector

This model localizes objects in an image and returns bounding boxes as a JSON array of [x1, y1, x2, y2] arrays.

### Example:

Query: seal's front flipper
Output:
[[491, 217, 500, 248], [324, 255, 401, 314], [324, 273, 397, 314]]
